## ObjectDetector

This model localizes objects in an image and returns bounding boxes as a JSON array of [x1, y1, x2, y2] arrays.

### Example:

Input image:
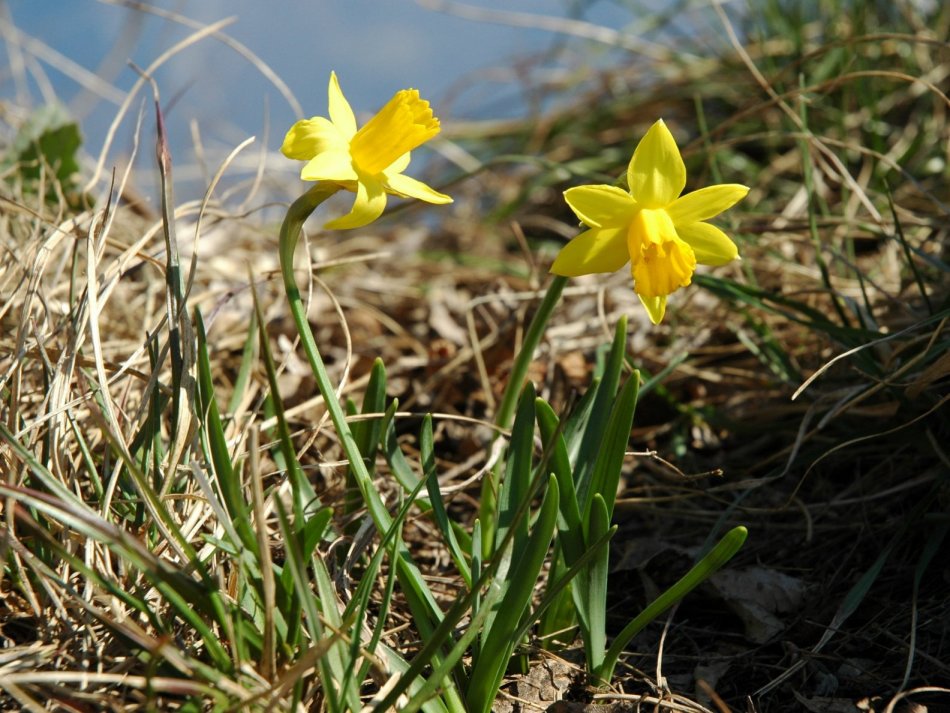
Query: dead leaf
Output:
[[494, 656, 575, 712], [905, 347, 950, 400], [708, 566, 807, 643], [428, 288, 468, 345]]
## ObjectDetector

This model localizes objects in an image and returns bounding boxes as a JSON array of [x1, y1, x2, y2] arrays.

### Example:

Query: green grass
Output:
[[1, 1, 948, 711]]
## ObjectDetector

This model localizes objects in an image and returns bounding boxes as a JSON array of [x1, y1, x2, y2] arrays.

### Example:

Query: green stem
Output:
[[278, 186, 465, 712], [278, 185, 407, 535], [493, 274, 568, 431], [480, 273, 568, 556]]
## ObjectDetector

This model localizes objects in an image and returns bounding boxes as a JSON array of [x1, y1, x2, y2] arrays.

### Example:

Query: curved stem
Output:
[[278, 186, 466, 712], [278, 184, 401, 532]]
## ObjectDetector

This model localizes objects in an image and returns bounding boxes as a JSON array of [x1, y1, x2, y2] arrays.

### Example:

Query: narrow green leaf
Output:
[[597, 525, 748, 684], [559, 375, 600, 464], [495, 383, 536, 556], [471, 517, 482, 642], [226, 310, 258, 415], [301, 508, 333, 562], [574, 315, 628, 508], [345, 358, 387, 520], [422, 415, 472, 587], [585, 373, 639, 522], [535, 398, 583, 562], [381, 401, 430, 508], [536, 545, 576, 648], [195, 308, 258, 555], [578, 494, 609, 673], [467, 476, 559, 713], [352, 357, 387, 476]]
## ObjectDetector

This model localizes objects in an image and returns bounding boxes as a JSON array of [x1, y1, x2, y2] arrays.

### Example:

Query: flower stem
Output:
[[278, 186, 466, 712], [480, 273, 568, 555], [278, 185, 407, 534], [493, 274, 568, 431]]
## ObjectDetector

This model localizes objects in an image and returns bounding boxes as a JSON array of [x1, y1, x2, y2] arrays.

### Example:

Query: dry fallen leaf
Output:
[[708, 566, 807, 643]]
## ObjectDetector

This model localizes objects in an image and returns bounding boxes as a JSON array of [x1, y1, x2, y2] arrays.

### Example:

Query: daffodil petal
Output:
[[281, 117, 347, 160], [550, 226, 629, 276], [676, 221, 740, 266], [325, 179, 387, 230], [300, 150, 358, 182], [667, 184, 749, 225], [384, 172, 452, 204], [328, 71, 357, 139], [638, 294, 667, 324], [627, 119, 686, 208], [564, 185, 638, 228]]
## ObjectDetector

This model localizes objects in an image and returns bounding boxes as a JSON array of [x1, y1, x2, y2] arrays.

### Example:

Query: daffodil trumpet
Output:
[[551, 119, 748, 324]]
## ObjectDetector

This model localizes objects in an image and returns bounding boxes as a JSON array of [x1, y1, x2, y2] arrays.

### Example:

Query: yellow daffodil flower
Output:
[[281, 72, 452, 229], [551, 119, 748, 324]]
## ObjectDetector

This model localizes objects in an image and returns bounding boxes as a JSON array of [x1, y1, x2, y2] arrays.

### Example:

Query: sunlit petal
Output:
[[328, 71, 357, 138], [564, 185, 637, 228], [627, 119, 686, 208], [550, 226, 629, 276], [300, 150, 358, 182], [638, 294, 667, 325], [676, 221, 739, 266], [281, 117, 347, 160], [667, 184, 749, 225], [282, 73, 450, 230], [325, 178, 387, 230], [632, 237, 696, 298], [385, 172, 453, 204]]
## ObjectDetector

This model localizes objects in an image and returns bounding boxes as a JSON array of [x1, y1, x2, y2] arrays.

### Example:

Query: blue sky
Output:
[[2, 0, 633, 186]]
